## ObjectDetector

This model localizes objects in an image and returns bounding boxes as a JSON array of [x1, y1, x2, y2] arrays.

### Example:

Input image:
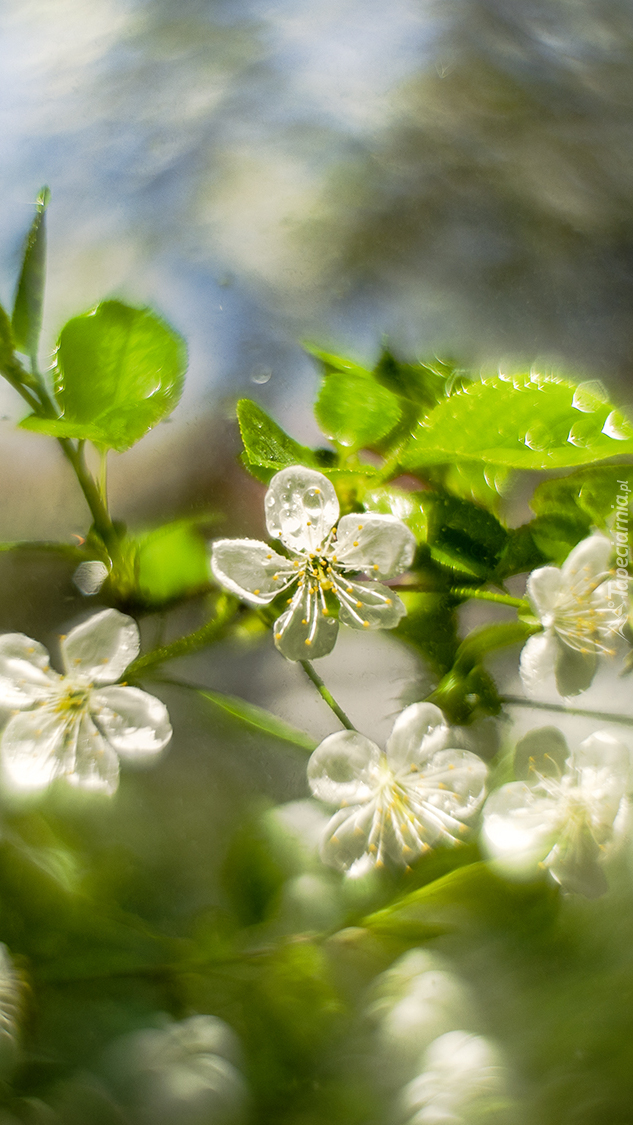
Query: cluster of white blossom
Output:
[[367, 949, 512, 1124], [211, 468, 632, 895]]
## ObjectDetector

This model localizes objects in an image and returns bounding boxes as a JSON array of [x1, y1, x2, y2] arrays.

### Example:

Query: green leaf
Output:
[[395, 591, 460, 676], [314, 370, 402, 450], [304, 343, 371, 378], [23, 300, 187, 451], [362, 861, 558, 937], [410, 492, 509, 580], [0, 301, 14, 366], [532, 464, 633, 529], [136, 517, 215, 604], [452, 621, 538, 671], [197, 689, 316, 752], [494, 524, 549, 580], [237, 399, 318, 479], [401, 373, 633, 470], [11, 185, 50, 360], [372, 349, 451, 411]]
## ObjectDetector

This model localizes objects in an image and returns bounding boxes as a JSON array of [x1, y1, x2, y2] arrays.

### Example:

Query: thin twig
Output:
[[501, 694, 633, 728], [299, 660, 355, 730]]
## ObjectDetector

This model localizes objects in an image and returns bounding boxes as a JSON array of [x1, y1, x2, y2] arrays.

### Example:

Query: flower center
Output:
[[54, 681, 91, 715]]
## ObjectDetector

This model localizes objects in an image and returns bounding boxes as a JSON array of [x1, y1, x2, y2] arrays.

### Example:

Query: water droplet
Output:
[[602, 411, 633, 441], [572, 380, 609, 413], [567, 418, 599, 448], [523, 422, 555, 451], [251, 366, 272, 385]]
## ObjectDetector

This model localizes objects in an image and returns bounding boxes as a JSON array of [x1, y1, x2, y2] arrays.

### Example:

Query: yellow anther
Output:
[[305, 638, 312, 645], [355, 600, 363, 608], [357, 524, 363, 530], [322, 608, 329, 616], [438, 781, 446, 790], [301, 618, 308, 625], [346, 585, 353, 593], [274, 632, 282, 640], [363, 620, 370, 627], [266, 554, 272, 560], [253, 588, 260, 595], [314, 488, 321, 493], [353, 540, 359, 547], [306, 521, 312, 527], [331, 555, 338, 563], [272, 574, 279, 581], [385, 598, 392, 605], [287, 598, 293, 604]]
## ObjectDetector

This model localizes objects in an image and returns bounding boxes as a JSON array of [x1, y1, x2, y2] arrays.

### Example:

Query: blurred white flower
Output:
[[0, 609, 172, 795], [397, 1030, 509, 1125], [73, 560, 109, 596], [368, 949, 475, 1088], [482, 726, 629, 897], [109, 1014, 248, 1125], [519, 534, 622, 697], [307, 702, 487, 873], [210, 465, 416, 660]]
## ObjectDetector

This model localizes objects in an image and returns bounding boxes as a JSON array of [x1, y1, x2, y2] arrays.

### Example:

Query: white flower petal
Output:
[[1, 706, 70, 791], [572, 731, 629, 832], [526, 565, 562, 620], [333, 577, 406, 631], [210, 538, 296, 604], [386, 702, 449, 771], [406, 749, 488, 824], [513, 726, 570, 781], [307, 730, 381, 805], [319, 803, 378, 872], [545, 824, 607, 898], [554, 641, 597, 696], [264, 467, 339, 554], [561, 533, 613, 588], [91, 686, 172, 759], [273, 584, 338, 661], [519, 629, 560, 696], [482, 782, 560, 876], [333, 514, 416, 578], [67, 712, 120, 795], [61, 609, 140, 685], [0, 634, 57, 708]]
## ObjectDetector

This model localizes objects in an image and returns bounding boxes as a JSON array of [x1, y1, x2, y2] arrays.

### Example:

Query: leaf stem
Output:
[[450, 587, 530, 611], [59, 439, 118, 552], [125, 594, 239, 678], [299, 660, 355, 730], [501, 694, 633, 728]]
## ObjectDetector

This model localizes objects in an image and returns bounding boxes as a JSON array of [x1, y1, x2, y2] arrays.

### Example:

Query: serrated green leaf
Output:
[[11, 186, 50, 360], [401, 373, 633, 470], [315, 370, 402, 450], [43, 300, 187, 451], [197, 689, 316, 752], [237, 399, 318, 479]]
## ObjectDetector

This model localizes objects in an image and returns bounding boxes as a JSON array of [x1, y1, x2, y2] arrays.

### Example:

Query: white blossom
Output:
[[397, 1030, 509, 1125], [307, 702, 488, 873], [0, 609, 172, 795], [482, 726, 630, 897], [210, 466, 416, 660], [109, 1014, 248, 1125], [519, 534, 623, 697]]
